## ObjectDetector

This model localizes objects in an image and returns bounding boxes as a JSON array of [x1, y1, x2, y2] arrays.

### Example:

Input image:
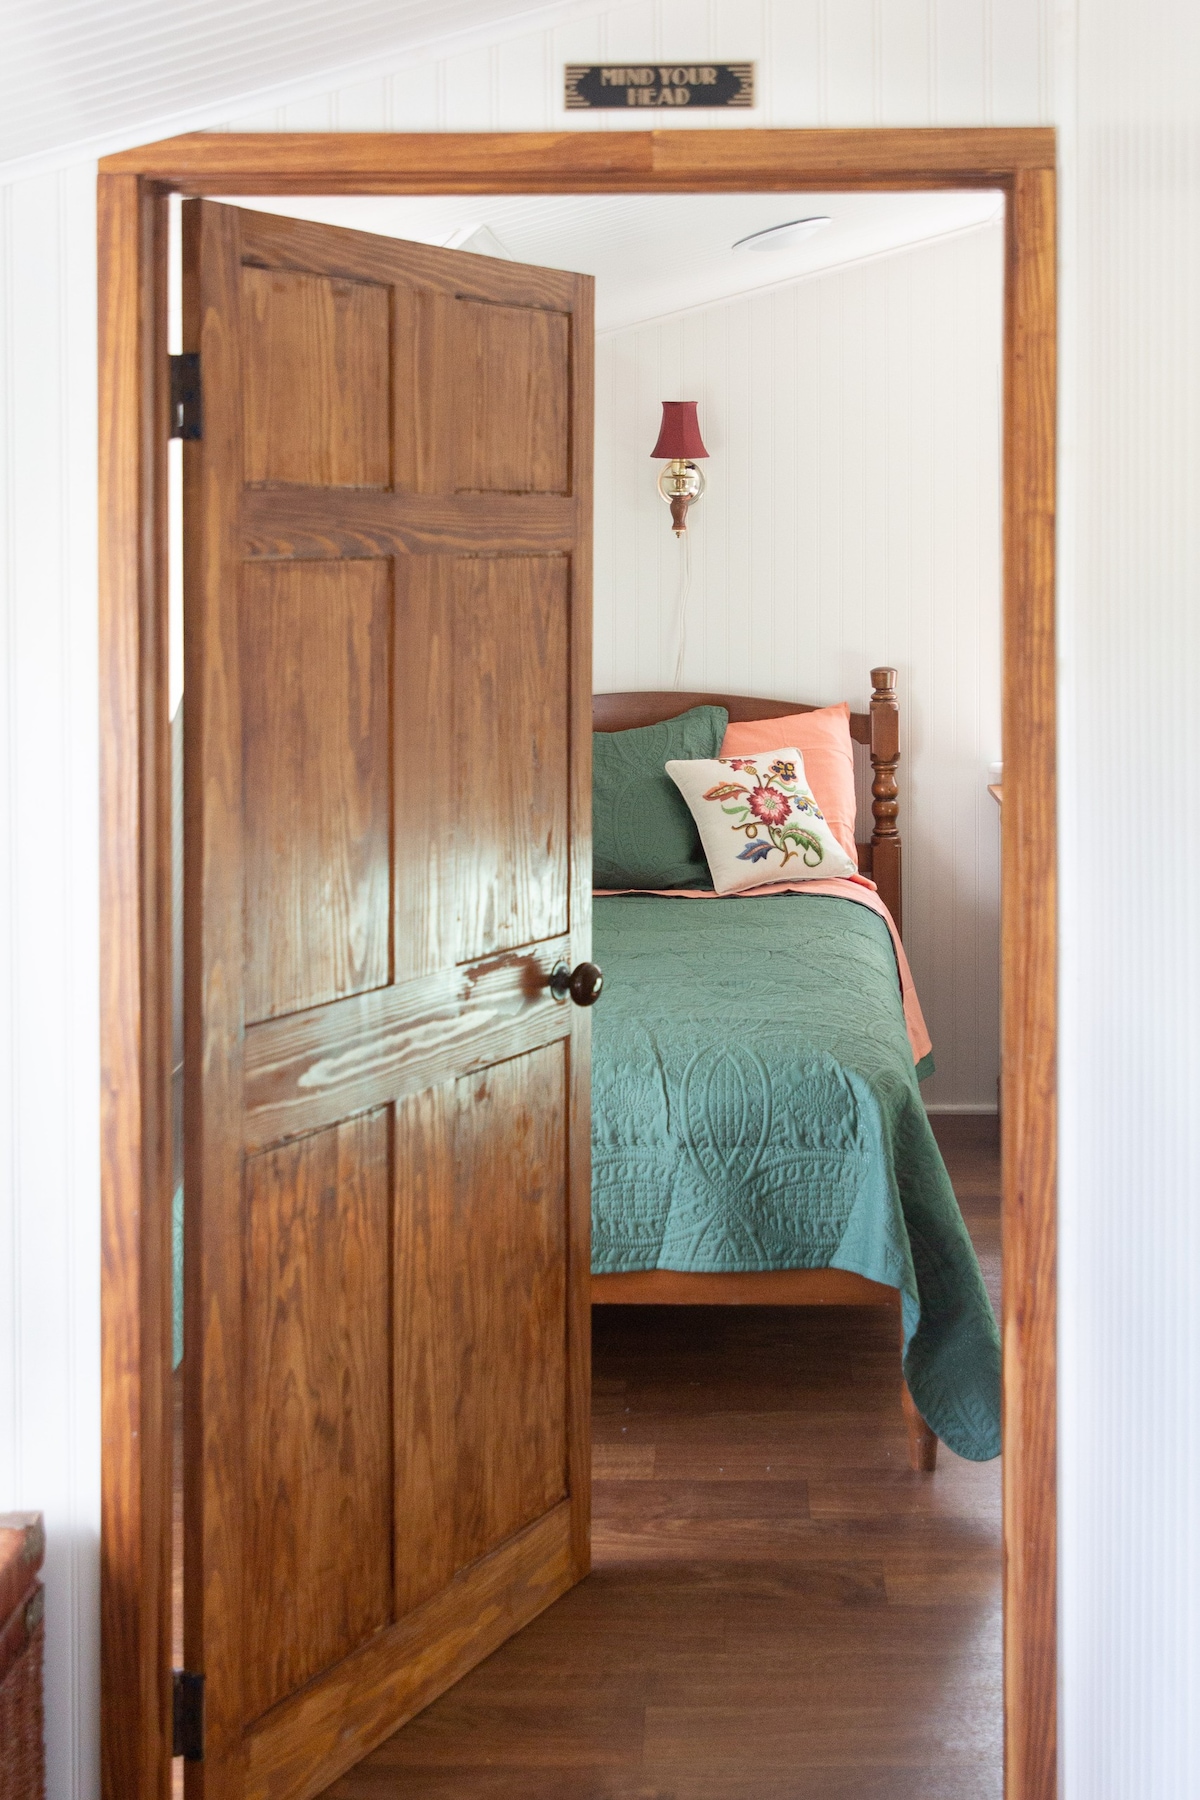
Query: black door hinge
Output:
[[169, 353, 202, 440], [172, 1668, 205, 1761]]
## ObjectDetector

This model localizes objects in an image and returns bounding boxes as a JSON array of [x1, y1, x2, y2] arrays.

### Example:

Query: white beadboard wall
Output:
[[594, 222, 1004, 1109], [0, 160, 101, 1800], [1057, 1, 1200, 1795], [3, 1, 1200, 1796], [208, 0, 1053, 134]]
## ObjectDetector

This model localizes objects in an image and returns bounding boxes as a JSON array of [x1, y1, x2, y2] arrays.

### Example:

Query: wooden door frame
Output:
[[98, 127, 1056, 1800]]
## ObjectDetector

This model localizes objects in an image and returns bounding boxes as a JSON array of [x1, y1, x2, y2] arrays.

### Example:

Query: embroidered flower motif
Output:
[[747, 785, 792, 828], [698, 749, 829, 874]]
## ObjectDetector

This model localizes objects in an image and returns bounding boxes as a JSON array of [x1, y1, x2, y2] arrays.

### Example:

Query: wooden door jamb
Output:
[[97, 128, 1056, 1800]]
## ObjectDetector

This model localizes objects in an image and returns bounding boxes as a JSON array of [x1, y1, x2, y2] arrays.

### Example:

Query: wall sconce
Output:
[[651, 401, 709, 536]]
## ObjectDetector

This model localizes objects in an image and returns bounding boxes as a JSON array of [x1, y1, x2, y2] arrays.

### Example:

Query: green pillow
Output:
[[593, 705, 728, 889]]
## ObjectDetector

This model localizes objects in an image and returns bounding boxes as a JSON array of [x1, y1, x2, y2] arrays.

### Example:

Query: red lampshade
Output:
[[650, 400, 708, 460]]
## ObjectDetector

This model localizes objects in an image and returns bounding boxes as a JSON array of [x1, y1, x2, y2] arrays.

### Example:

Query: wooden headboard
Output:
[[592, 666, 903, 935]]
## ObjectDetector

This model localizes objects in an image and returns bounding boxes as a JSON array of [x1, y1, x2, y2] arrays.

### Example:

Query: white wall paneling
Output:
[[5, 0, 1200, 1795], [0, 161, 101, 1800], [1058, 1, 1200, 1794], [594, 221, 1004, 1109], [213, 0, 1053, 137]]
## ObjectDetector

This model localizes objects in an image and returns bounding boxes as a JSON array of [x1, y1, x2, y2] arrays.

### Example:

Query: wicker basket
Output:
[[0, 1514, 45, 1800]]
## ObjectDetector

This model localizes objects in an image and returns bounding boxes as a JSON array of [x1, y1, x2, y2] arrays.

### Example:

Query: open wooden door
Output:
[[181, 200, 593, 1800]]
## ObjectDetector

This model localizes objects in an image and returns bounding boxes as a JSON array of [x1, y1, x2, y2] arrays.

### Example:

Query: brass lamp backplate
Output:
[[656, 458, 706, 506]]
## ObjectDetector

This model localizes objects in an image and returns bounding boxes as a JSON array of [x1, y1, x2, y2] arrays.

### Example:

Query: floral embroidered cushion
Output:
[[665, 748, 858, 894], [593, 704, 729, 889]]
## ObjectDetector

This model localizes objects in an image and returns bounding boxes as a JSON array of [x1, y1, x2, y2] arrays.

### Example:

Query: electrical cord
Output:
[[673, 526, 692, 689]]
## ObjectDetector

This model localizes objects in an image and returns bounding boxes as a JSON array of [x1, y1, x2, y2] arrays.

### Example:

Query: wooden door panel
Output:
[[243, 1110, 393, 1721], [241, 559, 392, 1024], [184, 199, 593, 1800], [392, 554, 455, 985], [454, 301, 571, 494], [242, 268, 391, 488], [447, 1045, 569, 1558], [394, 1042, 569, 1619], [244, 1505, 574, 1800], [392, 286, 455, 497], [454, 555, 570, 962]]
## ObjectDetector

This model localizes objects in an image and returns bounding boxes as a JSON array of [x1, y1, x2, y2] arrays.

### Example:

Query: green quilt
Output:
[[590, 893, 1001, 1461]]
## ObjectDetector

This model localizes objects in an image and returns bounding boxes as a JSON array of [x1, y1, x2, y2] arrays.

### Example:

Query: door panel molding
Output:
[[98, 129, 1055, 1800]]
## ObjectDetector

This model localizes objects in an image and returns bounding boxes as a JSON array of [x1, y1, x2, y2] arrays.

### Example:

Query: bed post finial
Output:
[[869, 667, 902, 935]]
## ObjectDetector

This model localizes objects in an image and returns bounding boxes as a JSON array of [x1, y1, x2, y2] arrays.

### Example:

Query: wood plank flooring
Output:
[[325, 1115, 1001, 1800]]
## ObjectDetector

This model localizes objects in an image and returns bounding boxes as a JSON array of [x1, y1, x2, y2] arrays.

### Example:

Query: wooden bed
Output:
[[589, 667, 940, 1473]]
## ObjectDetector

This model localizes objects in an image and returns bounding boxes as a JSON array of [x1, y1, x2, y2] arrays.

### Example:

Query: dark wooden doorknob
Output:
[[549, 961, 604, 1007]]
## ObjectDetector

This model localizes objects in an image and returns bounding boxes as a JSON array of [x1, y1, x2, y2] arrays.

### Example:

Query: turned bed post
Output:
[[869, 670, 932, 1466], [868, 666, 902, 935]]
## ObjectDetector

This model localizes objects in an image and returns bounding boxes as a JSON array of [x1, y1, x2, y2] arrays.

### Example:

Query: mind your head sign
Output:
[[564, 64, 755, 110]]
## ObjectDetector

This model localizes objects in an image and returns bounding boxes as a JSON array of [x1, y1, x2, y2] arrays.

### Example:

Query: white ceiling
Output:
[[0, 0, 609, 179], [232, 191, 1005, 333]]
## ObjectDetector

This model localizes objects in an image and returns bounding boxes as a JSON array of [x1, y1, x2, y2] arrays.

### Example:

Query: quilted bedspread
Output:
[[590, 893, 1001, 1461]]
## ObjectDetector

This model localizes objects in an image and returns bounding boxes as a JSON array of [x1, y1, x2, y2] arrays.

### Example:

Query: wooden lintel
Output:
[[98, 128, 1056, 195]]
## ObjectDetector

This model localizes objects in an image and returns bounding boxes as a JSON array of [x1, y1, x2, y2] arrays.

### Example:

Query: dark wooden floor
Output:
[[327, 1115, 1001, 1800]]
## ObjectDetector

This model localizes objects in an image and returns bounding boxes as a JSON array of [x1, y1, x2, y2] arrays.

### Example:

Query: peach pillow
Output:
[[721, 703, 858, 863]]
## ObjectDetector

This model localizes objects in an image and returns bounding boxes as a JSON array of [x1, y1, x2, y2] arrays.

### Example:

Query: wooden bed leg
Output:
[[897, 1313, 938, 1470], [902, 1380, 939, 1472]]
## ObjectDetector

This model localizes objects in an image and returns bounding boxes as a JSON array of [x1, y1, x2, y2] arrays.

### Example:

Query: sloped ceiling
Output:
[[0, 0, 606, 178]]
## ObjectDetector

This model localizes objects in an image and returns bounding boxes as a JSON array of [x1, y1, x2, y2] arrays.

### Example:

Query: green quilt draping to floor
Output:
[[590, 894, 1001, 1461]]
